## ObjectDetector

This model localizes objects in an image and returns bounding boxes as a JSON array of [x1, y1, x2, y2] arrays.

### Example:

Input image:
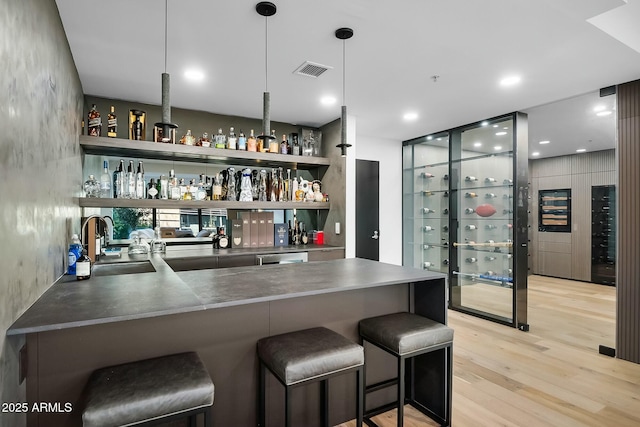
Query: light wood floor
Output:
[[339, 275, 640, 427]]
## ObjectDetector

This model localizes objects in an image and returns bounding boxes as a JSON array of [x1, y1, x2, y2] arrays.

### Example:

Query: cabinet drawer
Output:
[[307, 249, 345, 262]]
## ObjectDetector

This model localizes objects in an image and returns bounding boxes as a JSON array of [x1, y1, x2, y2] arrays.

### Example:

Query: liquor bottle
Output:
[[269, 169, 277, 201], [217, 227, 230, 249], [285, 169, 291, 201], [301, 222, 308, 245], [465, 225, 477, 230], [227, 127, 237, 150], [159, 175, 168, 199], [214, 128, 226, 149], [180, 129, 196, 146], [238, 130, 247, 150], [180, 179, 190, 200], [269, 130, 279, 153], [247, 129, 257, 152], [258, 170, 267, 201], [465, 208, 475, 214], [293, 220, 301, 245], [132, 114, 143, 141], [67, 234, 82, 275], [127, 160, 135, 199], [465, 192, 478, 198], [288, 220, 293, 245], [83, 175, 100, 198], [87, 104, 102, 137], [151, 227, 166, 253], [169, 170, 180, 200], [135, 161, 145, 199], [465, 257, 477, 263], [465, 176, 477, 182], [107, 106, 117, 137], [308, 130, 317, 156], [76, 248, 92, 280], [423, 226, 433, 232], [278, 168, 285, 201], [147, 178, 158, 199], [485, 193, 497, 198], [292, 134, 301, 155], [485, 177, 497, 183], [114, 159, 125, 198], [226, 168, 237, 201], [99, 160, 111, 198], [212, 173, 222, 201], [280, 134, 288, 154], [421, 172, 434, 178], [190, 178, 199, 200], [422, 208, 434, 214]]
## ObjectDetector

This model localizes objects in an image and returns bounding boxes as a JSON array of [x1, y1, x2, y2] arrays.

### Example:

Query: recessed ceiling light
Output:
[[494, 145, 502, 150], [320, 96, 336, 106], [496, 131, 507, 136], [503, 127, 508, 130], [474, 142, 482, 147], [437, 138, 442, 141], [481, 121, 489, 127], [593, 105, 606, 112], [403, 112, 418, 121], [184, 69, 205, 82], [539, 140, 550, 145], [596, 111, 612, 117], [426, 136, 433, 140], [532, 151, 540, 156], [493, 124, 499, 128], [576, 148, 587, 153], [500, 75, 521, 86]]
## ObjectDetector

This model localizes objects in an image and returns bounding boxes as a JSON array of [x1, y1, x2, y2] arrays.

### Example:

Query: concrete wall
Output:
[[0, 0, 84, 425], [529, 149, 615, 281]]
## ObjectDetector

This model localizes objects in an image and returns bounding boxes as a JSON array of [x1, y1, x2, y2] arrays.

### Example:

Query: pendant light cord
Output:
[[264, 16, 269, 92], [164, 0, 168, 73]]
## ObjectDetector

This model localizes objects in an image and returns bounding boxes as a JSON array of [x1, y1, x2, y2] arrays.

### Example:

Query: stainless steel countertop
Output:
[[7, 250, 444, 335]]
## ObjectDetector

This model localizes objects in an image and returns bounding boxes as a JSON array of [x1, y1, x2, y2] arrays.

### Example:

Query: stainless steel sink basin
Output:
[[92, 260, 156, 277]]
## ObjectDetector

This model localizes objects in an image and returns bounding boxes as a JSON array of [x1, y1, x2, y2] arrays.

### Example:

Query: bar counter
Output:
[[8, 253, 447, 426]]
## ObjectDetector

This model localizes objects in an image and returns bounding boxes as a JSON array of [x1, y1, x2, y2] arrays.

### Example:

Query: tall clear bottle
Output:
[[126, 160, 135, 198], [159, 174, 168, 199], [135, 161, 145, 199], [113, 159, 125, 198], [226, 168, 237, 201], [227, 127, 237, 150], [99, 160, 111, 198]]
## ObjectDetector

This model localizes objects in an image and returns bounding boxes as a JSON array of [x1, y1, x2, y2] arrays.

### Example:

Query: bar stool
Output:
[[257, 327, 364, 427], [82, 352, 214, 427], [359, 312, 453, 427]]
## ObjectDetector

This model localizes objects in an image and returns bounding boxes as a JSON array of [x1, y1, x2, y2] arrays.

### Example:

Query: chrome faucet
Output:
[[80, 215, 114, 257]]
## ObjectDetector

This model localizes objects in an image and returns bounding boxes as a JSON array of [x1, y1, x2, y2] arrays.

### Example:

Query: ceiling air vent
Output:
[[293, 61, 332, 78]]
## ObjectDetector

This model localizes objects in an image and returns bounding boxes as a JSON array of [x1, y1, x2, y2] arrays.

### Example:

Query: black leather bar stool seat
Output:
[[82, 352, 214, 427], [257, 327, 364, 427], [359, 312, 453, 427]]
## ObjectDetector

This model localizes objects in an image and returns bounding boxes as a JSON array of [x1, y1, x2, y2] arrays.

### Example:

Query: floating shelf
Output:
[[80, 136, 331, 169], [77, 197, 330, 210]]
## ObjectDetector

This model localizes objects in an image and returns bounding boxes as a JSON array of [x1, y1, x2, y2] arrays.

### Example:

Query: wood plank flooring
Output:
[[339, 275, 640, 427]]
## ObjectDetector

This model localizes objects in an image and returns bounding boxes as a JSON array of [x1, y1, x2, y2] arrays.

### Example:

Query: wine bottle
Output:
[[421, 172, 434, 178], [465, 225, 477, 230], [485, 193, 497, 198], [422, 244, 431, 250], [423, 191, 433, 196], [423, 262, 433, 269], [423, 226, 433, 232], [465, 208, 475, 214], [442, 259, 449, 265], [465, 257, 477, 263], [301, 222, 308, 245], [465, 192, 478, 198], [465, 176, 477, 182], [485, 177, 496, 183], [485, 256, 497, 261], [443, 208, 449, 215], [422, 208, 434, 214]]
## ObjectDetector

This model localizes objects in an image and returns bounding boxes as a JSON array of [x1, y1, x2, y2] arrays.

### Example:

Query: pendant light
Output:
[[335, 27, 354, 157], [256, 2, 277, 146], [154, 0, 178, 142]]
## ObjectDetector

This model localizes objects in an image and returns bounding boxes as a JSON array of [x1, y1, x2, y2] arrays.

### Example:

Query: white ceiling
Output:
[[55, 0, 640, 158]]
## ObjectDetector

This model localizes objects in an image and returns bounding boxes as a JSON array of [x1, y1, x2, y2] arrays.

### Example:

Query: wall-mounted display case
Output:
[[592, 185, 616, 285], [403, 112, 528, 330], [538, 189, 571, 232]]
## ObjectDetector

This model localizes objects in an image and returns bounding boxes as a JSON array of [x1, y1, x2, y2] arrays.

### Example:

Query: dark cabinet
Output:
[[592, 185, 616, 286]]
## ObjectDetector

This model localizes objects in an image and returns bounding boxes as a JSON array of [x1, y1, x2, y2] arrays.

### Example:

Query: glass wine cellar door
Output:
[[403, 112, 529, 330]]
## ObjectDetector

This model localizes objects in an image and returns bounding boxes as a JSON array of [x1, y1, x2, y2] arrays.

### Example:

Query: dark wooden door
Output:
[[356, 159, 379, 261]]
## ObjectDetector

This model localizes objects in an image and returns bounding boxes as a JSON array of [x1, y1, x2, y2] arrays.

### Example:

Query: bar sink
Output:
[[92, 260, 156, 277]]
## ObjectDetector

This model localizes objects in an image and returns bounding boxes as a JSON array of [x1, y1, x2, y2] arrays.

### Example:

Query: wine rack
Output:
[[591, 185, 616, 286]]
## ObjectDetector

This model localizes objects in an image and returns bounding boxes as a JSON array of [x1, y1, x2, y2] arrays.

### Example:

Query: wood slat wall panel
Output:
[[571, 172, 591, 281], [591, 170, 616, 186], [617, 79, 640, 364], [532, 156, 572, 178]]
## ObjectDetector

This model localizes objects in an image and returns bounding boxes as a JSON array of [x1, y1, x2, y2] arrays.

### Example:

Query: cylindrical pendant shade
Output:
[[161, 72, 171, 124], [262, 91, 271, 138]]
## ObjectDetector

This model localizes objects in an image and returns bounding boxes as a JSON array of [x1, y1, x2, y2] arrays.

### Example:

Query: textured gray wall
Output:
[[0, 0, 83, 425]]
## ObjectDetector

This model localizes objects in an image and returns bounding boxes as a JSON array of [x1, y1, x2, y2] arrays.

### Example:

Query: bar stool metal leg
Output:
[[259, 361, 266, 427], [356, 366, 364, 427], [397, 357, 405, 427], [321, 379, 329, 427], [285, 386, 292, 427]]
